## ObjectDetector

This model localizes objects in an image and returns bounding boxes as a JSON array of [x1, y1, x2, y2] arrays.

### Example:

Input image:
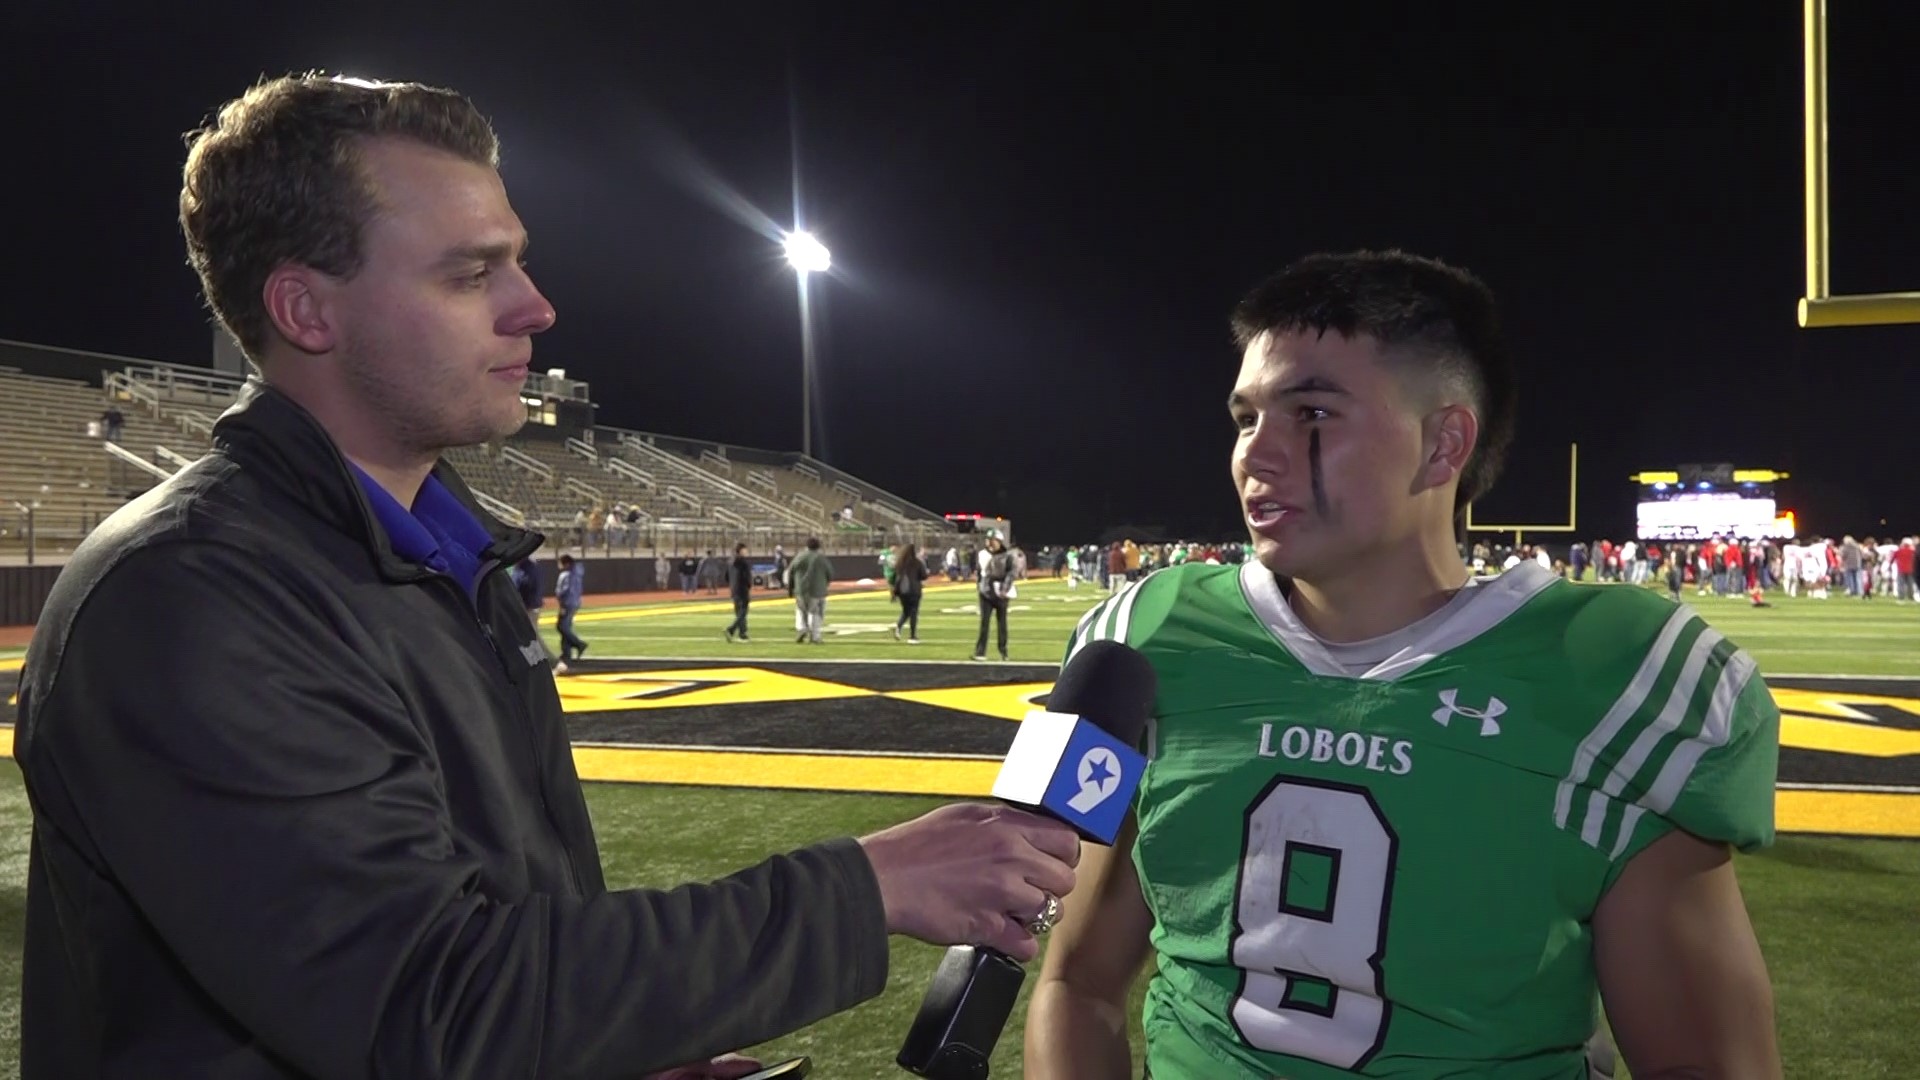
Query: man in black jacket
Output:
[[13, 73, 1080, 1080], [724, 541, 753, 641]]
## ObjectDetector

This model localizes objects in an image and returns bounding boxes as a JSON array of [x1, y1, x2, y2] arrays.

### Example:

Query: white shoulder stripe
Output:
[[1064, 596, 1112, 663], [1092, 593, 1119, 646], [1640, 649, 1758, 814], [1596, 627, 1727, 802], [1553, 606, 1696, 830], [1580, 789, 1610, 847], [1608, 649, 1751, 859], [1608, 805, 1648, 860], [1108, 578, 1147, 647]]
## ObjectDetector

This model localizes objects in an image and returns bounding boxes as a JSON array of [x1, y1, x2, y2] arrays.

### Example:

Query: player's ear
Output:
[[1420, 404, 1478, 493]]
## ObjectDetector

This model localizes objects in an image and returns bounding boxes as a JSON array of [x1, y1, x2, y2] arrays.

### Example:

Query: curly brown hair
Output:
[[179, 74, 499, 361]]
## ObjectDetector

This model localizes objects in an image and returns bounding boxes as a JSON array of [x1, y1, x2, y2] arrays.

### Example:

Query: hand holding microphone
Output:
[[856, 802, 1080, 962], [894, 640, 1157, 1079]]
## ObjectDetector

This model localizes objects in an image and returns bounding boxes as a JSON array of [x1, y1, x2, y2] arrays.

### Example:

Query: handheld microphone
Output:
[[896, 639, 1156, 1079]]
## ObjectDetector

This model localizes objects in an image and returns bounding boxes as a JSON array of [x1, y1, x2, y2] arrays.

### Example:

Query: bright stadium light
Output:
[[784, 230, 831, 274], [785, 229, 832, 458]]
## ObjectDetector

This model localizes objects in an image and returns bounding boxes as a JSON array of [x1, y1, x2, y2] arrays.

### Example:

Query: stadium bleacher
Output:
[[0, 345, 956, 561]]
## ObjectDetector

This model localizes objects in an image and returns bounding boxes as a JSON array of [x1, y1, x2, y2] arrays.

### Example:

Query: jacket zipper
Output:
[[445, 564, 587, 896]]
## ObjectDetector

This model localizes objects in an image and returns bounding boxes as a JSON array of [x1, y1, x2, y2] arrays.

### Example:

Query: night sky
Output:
[[5, 2, 1917, 544]]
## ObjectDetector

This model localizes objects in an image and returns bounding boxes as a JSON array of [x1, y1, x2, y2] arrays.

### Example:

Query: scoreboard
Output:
[[1631, 464, 1794, 542]]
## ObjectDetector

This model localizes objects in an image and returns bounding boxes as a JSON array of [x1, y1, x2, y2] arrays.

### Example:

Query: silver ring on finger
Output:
[[1025, 891, 1061, 936]]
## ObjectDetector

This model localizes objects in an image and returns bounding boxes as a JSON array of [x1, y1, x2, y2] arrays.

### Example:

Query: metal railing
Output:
[[171, 409, 214, 439], [563, 476, 602, 505], [104, 441, 172, 481], [607, 456, 655, 490], [471, 488, 526, 526], [617, 433, 817, 530], [500, 444, 553, 481], [11, 501, 34, 565], [798, 453, 952, 527], [125, 363, 245, 405], [105, 372, 162, 416]]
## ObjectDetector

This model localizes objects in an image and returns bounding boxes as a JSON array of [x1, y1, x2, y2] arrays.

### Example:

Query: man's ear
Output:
[[261, 264, 340, 356], [1421, 404, 1479, 494]]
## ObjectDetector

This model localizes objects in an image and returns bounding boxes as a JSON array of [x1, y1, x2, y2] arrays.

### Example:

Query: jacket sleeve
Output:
[[27, 541, 890, 1079]]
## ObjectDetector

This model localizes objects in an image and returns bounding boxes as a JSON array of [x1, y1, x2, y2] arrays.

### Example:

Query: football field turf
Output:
[[0, 575, 1914, 1075]]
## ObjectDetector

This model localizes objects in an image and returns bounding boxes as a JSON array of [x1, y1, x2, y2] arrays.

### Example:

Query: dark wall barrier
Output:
[[0, 564, 65, 629]]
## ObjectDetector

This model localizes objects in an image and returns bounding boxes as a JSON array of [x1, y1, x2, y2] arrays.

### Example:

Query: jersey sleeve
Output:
[[1062, 576, 1152, 661], [1059, 570, 1188, 759], [1555, 609, 1780, 875]]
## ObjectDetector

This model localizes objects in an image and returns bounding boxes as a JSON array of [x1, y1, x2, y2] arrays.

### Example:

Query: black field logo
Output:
[[2, 662, 1912, 836]]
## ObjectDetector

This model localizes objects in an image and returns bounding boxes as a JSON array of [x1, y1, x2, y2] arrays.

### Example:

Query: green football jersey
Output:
[[1063, 562, 1778, 1079]]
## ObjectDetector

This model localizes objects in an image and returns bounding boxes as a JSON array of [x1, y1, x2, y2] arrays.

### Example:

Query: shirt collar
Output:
[[349, 464, 496, 591]]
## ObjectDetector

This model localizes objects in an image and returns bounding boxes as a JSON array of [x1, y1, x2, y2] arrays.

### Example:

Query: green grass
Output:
[[547, 576, 1109, 664], [1, 575, 1916, 1075], [546, 574, 1920, 676]]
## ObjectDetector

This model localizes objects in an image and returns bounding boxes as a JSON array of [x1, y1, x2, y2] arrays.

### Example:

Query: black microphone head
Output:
[[1044, 639, 1156, 748]]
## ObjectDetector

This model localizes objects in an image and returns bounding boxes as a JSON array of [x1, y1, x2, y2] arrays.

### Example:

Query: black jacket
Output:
[[977, 549, 1015, 599], [14, 383, 888, 1079]]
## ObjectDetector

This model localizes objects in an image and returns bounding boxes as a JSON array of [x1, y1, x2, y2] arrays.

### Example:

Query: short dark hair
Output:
[[1230, 249, 1516, 514], [806, 537, 821, 551], [558, 554, 574, 567], [180, 73, 501, 361]]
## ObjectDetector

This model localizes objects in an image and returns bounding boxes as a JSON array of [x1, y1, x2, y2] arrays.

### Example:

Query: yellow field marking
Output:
[[571, 744, 997, 796], [1773, 686, 1920, 722], [4, 648, 1917, 836], [1776, 790, 1920, 839], [885, 683, 1056, 722], [1779, 714, 1920, 758], [0, 718, 1906, 835], [564, 744, 1920, 835], [559, 667, 875, 713]]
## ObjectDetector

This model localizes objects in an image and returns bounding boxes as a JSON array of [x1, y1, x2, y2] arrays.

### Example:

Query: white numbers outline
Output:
[[1228, 775, 1399, 1069]]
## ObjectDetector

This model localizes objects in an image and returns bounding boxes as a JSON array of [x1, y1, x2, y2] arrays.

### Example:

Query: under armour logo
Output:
[[1066, 746, 1123, 813], [1433, 689, 1505, 737], [518, 640, 546, 667]]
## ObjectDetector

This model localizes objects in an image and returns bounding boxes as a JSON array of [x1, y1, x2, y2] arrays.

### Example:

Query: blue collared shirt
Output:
[[350, 464, 495, 597]]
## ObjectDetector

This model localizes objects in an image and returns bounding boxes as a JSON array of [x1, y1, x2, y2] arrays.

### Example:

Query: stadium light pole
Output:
[[784, 230, 830, 459]]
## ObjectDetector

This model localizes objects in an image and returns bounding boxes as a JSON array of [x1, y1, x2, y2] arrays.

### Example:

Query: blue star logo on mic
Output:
[[1066, 746, 1123, 813]]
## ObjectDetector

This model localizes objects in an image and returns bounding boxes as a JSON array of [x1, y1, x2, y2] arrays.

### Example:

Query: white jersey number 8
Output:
[[1229, 776, 1399, 1069]]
